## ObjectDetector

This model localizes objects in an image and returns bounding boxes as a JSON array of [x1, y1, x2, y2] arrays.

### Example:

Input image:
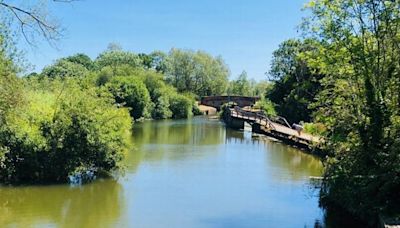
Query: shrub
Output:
[[107, 76, 152, 120], [253, 99, 277, 117], [41, 59, 89, 79], [303, 122, 327, 136], [169, 94, 193, 119], [152, 95, 172, 119], [0, 80, 132, 184]]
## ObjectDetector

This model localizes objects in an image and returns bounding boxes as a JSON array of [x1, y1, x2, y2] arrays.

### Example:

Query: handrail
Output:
[[275, 116, 291, 128], [232, 107, 276, 130], [228, 107, 319, 145]]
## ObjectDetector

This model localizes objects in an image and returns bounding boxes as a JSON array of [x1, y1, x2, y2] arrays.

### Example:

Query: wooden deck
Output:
[[226, 107, 320, 148]]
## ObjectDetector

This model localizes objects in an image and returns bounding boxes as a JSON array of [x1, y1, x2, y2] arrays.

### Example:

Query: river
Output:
[[0, 117, 329, 227]]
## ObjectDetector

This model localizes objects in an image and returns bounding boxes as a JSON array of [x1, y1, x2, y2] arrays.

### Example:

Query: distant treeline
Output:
[[0, 23, 278, 184]]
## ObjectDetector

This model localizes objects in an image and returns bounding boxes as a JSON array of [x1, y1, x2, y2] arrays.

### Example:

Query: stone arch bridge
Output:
[[200, 96, 260, 110]]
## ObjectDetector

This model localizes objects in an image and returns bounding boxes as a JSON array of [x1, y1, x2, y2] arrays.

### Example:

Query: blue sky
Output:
[[20, 0, 308, 81]]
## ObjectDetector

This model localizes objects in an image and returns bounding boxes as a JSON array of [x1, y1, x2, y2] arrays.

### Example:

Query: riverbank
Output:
[[0, 117, 328, 227]]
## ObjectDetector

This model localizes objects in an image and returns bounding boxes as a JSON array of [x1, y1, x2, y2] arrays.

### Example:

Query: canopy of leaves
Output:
[[267, 39, 324, 124], [107, 76, 152, 120], [0, 78, 132, 184], [303, 0, 400, 223], [63, 53, 94, 70], [41, 59, 89, 79], [0, 33, 22, 125], [164, 48, 229, 97], [95, 50, 142, 73], [228, 71, 252, 96]]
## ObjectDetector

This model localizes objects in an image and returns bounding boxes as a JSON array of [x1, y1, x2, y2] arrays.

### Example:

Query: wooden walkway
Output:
[[227, 107, 320, 147]]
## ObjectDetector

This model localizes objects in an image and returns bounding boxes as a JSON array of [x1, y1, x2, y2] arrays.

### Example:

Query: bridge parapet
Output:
[[200, 96, 260, 110]]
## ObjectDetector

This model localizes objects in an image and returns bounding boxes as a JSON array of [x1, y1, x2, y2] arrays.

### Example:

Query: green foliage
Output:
[[0, 43, 22, 125], [164, 48, 229, 96], [0, 79, 132, 183], [228, 71, 252, 96], [95, 50, 141, 74], [253, 80, 272, 97], [303, 0, 400, 223], [139, 71, 173, 119], [107, 76, 152, 120], [303, 122, 327, 136], [169, 94, 193, 119], [63, 53, 94, 70], [148, 51, 168, 73], [41, 59, 89, 79], [267, 39, 324, 123], [0, 33, 221, 184], [253, 99, 277, 117]]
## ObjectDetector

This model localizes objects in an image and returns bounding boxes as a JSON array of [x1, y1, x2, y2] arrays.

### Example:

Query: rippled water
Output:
[[0, 117, 327, 227]]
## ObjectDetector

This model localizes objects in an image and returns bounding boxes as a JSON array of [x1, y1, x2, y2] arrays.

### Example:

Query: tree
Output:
[[95, 49, 142, 75], [0, 44, 22, 125], [304, 0, 400, 223], [138, 53, 153, 70], [107, 76, 152, 120], [0, 78, 132, 183], [64, 53, 94, 70], [164, 48, 229, 96], [0, 1, 78, 46], [169, 94, 192, 119], [253, 80, 272, 97], [148, 51, 168, 73], [138, 70, 173, 119], [267, 39, 323, 123], [41, 59, 89, 79], [228, 71, 252, 96]]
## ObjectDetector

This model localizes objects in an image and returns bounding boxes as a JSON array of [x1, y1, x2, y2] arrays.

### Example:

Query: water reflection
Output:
[[0, 179, 123, 227], [0, 117, 335, 227], [263, 140, 323, 181], [225, 126, 323, 182], [126, 118, 226, 171], [132, 118, 226, 146]]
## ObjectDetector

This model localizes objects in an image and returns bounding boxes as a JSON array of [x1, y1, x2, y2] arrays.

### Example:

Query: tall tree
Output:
[[164, 48, 229, 96], [304, 0, 400, 223], [95, 48, 142, 76], [64, 53, 94, 70], [228, 71, 252, 96], [267, 39, 323, 123], [41, 59, 89, 79]]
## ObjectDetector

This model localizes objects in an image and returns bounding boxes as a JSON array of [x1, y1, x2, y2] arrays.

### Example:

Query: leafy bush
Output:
[[107, 76, 152, 120], [63, 53, 94, 70], [41, 59, 89, 79], [303, 122, 327, 136], [152, 95, 172, 119], [0, 57, 22, 124], [192, 103, 203, 116], [169, 94, 193, 119], [253, 99, 277, 117], [95, 50, 141, 72], [0, 79, 132, 184]]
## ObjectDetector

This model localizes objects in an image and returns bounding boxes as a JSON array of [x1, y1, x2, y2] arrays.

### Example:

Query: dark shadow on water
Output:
[[319, 205, 371, 228]]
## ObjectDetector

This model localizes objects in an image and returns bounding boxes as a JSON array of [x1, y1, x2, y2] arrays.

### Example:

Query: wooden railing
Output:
[[232, 107, 276, 130], [272, 116, 291, 128]]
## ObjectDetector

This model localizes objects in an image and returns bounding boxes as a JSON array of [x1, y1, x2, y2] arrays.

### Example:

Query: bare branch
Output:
[[0, 1, 79, 46]]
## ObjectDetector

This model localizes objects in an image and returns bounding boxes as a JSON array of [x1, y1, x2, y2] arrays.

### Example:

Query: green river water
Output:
[[0, 117, 336, 227]]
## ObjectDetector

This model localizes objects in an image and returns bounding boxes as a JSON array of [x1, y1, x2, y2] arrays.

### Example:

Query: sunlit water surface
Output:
[[0, 117, 326, 227]]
